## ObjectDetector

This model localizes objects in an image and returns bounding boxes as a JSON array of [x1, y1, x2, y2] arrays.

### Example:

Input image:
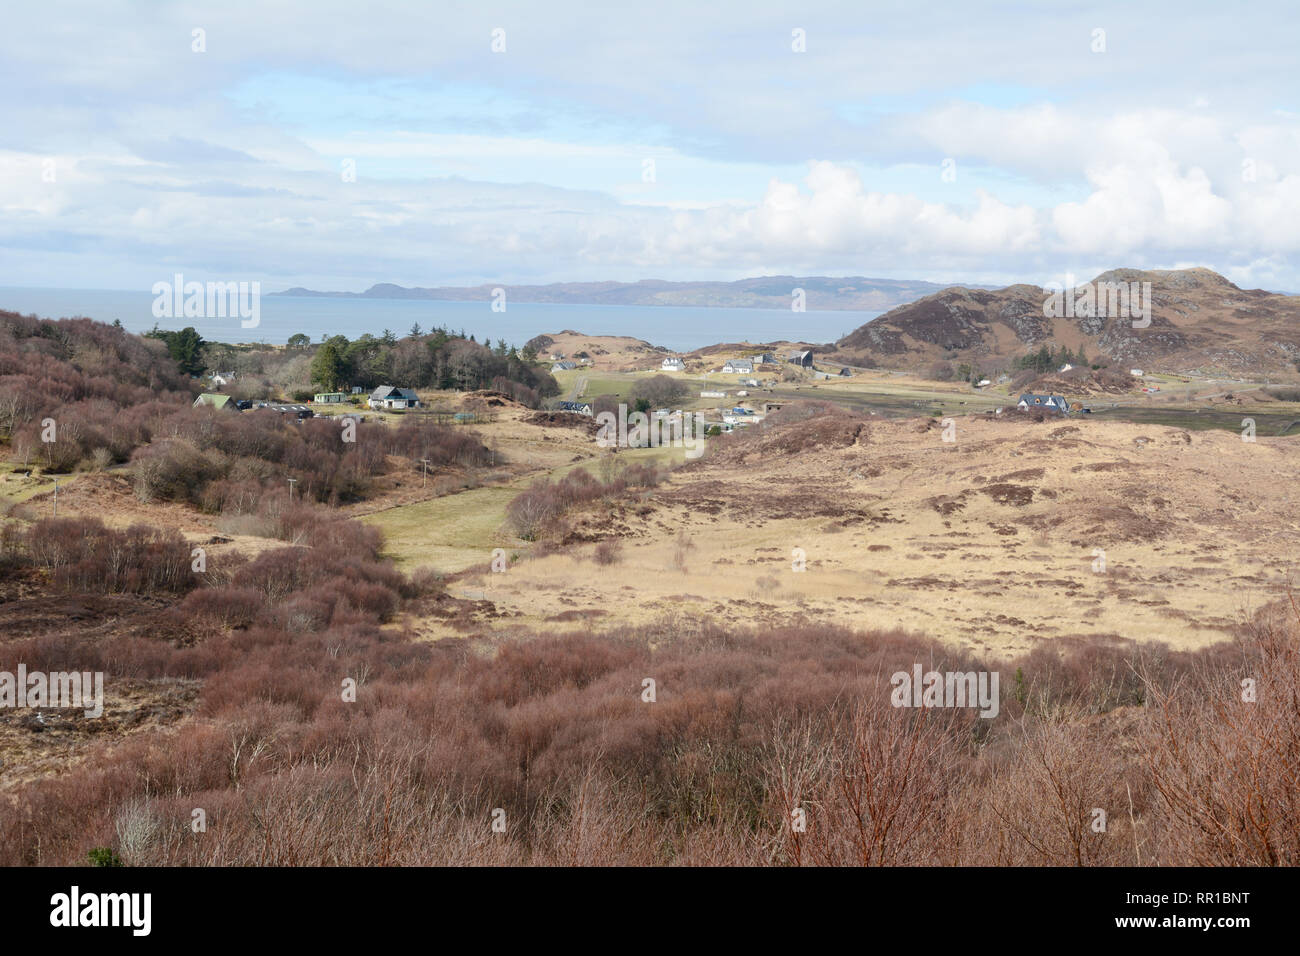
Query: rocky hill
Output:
[[833, 268, 1300, 377]]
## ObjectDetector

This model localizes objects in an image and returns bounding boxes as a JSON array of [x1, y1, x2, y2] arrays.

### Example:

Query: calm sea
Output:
[[0, 287, 881, 352]]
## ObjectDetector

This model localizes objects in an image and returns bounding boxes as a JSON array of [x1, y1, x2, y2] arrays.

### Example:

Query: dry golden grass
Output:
[[412, 415, 1300, 652]]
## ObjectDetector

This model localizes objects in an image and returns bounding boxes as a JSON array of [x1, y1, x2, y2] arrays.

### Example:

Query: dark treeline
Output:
[[306, 327, 560, 407]]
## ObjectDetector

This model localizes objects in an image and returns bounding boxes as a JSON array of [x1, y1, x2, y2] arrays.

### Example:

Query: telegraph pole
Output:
[[287, 477, 298, 502], [420, 458, 430, 487], [52, 478, 58, 518]]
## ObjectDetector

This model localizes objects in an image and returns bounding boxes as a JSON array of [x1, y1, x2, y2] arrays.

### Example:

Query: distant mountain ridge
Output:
[[831, 268, 1300, 377], [272, 276, 983, 312]]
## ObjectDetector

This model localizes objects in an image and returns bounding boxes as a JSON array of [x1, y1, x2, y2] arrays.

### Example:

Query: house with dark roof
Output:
[[1016, 393, 1071, 414], [722, 358, 754, 374], [787, 350, 814, 367], [368, 386, 421, 409], [557, 401, 594, 416]]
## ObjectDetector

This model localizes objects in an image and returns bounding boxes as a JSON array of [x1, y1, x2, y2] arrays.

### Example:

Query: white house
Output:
[[368, 386, 421, 409], [1017, 393, 1070, 414], [1130, 369, 1144, 377], [661, 357, 686, 372]]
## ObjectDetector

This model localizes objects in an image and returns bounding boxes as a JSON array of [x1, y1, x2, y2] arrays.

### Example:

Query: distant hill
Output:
[[272, 276, 976, 312], [832, 268, 1300, 377]]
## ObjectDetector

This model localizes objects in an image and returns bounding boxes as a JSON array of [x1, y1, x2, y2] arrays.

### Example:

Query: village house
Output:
[[787, 350, 814, 368], [1016, 393, 1071, 414], [754, 353, 777, 365], [661, 356, 686, 372], [368, 386, 421, 409], [193, 393, 236, 411], [551, 360, 578, 372], [313, 391, 347, 404], [556, 401, 594, 416], [722, 358, 754, 374], [209, 371, 236, 388]]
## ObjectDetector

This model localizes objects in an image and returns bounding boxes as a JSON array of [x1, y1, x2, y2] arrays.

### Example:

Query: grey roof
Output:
[[1017, 393, 1069, 409], [370, 385, 419, 401]]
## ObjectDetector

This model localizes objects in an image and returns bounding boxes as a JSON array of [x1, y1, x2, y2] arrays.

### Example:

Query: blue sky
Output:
[[1, 1, 1297, 292]]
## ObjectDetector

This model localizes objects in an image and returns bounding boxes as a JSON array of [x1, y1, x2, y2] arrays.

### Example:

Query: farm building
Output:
[[787, 350, 814, 367], [254, 402, 314, 419]]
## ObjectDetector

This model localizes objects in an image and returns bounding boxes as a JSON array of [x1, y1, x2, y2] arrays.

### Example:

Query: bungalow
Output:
[[313, 392, 346, 404], [661, 357, 686, 372], [557, 401, 594, 416], [193, 393, 236, 411], [722, 358, 754, 374], [787, 350, 814, 368], [551, 361, 578, 372], [700, 390, 726, 398], [368, 386, 421, 409], [1016, 393, 1071, 414]]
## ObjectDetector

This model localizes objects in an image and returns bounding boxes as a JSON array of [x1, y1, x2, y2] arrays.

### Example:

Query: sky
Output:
[[0, 1, 1297, 293]]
